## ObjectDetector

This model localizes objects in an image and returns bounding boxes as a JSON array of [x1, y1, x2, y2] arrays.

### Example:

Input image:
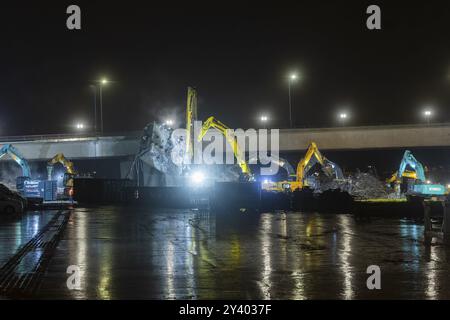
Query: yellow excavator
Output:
[[197, 116, 253, 181], [47, 153, 77, 197], [386, 170, 417, 184], [270, 142, 344, 192], [185, 87, 198, 164]]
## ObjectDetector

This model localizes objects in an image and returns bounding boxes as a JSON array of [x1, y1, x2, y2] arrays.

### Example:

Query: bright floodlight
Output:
[[423, 110, 432, 117], [165, 119, 174, 126], [191, 171, 205, 185], [101, 78, 108, 85], [76, 123, 84, 129], [339, 113, 348, 119], [260, 115, 268, 122], [289, 73, 298, 81]]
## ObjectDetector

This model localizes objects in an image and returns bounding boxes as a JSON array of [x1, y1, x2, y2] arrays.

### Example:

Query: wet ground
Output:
[[1, 206, 450, 299]]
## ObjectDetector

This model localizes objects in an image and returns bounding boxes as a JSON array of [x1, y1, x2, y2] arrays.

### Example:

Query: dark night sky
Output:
[[0, 0, 450, 135]]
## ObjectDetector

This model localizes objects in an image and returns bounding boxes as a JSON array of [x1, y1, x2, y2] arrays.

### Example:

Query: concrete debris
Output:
[[315, 172, 388, 199], [138, 122, 183, 175], [346, 172, 388, 199], [128, 122, 185, 186]]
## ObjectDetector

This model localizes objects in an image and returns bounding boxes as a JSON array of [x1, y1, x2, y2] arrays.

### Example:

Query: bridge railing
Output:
[[0, 131, 141, 143]]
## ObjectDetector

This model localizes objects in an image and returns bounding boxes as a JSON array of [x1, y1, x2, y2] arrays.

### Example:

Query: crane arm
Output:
[[323, 158, 344, 180], [197, 116, 252, 178], [0, 144, 31, 177], [398, 150, 426, 182], [296, 142, 326, 188], [47, 153, 76, 180], [185, 87, 198, 163], [295, 142, 344, 189]]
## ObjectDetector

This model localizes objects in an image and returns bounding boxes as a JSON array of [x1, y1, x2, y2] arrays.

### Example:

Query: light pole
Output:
[[423, 109, 432, 125], [288, 73, 298, 128], [338, 112, 348, 126], [90, 85, 97, 134], [99, 78, 108, 134], [260, 115, 268, 129]]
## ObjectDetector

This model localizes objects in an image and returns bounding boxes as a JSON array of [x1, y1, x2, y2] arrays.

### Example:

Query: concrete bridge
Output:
[[1, 123, 450, 161]]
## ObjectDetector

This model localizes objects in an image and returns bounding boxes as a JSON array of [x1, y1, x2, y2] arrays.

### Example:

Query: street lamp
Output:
[[423, 109, 433, 125], [98, 78, 108, 134], [260, 115, 268, 128], [287, 72, 298, 128], [89, 85, 97, 134], [338, 112, 349, 126], [76, 123, 85, 130]]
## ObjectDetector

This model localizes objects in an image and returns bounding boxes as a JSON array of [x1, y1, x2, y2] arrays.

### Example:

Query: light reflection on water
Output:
[[425, 245, 438, 299], [17, 208, 450, 299], [259, 215, 272, 299], [338, 215, 354, 300]]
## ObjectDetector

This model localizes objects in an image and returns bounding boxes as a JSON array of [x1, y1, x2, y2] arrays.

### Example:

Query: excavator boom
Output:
[[47, 153, 77, 197], [185, 87, 198, 163], [388, 150, 446, 197], [198, 116, 252, 179], [269, 142, 344, 192], [47, 153, 76, 180], [0, 144, 31, 177]]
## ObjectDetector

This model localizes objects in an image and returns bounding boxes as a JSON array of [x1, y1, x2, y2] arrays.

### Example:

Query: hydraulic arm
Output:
[[388, 150, 445, 197], [197, 116, 253, 180], [185, 87, 198, 164], [0, 144, 31, 177], [295, 142, 343, 190], [47, 153, 77, 196], [268, 142, 344, 192]]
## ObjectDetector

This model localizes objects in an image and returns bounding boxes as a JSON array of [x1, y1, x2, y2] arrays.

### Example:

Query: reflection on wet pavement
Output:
[[2, 207, 450, 299], [0, 211, 58, 268]]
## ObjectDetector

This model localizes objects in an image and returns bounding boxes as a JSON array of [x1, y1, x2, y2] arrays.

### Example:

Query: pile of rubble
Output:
[[346, 172, 389, 199], [316, 171, 389, 199]]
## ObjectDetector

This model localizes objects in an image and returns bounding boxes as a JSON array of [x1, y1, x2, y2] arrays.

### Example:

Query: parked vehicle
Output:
[[0, 195, 23, 214], [0, 183, 27, 209]]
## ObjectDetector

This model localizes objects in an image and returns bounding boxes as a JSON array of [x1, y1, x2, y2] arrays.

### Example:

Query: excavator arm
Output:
[[323, 158, 344, 180], [47, 153, 76, 179], [388, 150, 425, 185], [398, 150, 426, 182], [294, 142, 344, 190], [388, 150, 445, 197], [197, 116, 252, 180], [185, 87, 198, 164], [0, 144, 31, 177], [296, 142, 327, 188], [47, 153, 76, 196]]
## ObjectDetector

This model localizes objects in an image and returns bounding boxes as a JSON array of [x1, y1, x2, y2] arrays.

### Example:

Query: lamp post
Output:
[[260, 115, 268, 129], [423, 109, 432, 125], [288, 73, 298, 128], [338, 112, 348, 126], [90, 85, 97, 134], [99, 78, 108, 134]]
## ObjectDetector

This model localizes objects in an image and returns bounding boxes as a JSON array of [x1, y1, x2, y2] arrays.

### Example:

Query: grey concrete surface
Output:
[[1, 207, 450, 299]]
